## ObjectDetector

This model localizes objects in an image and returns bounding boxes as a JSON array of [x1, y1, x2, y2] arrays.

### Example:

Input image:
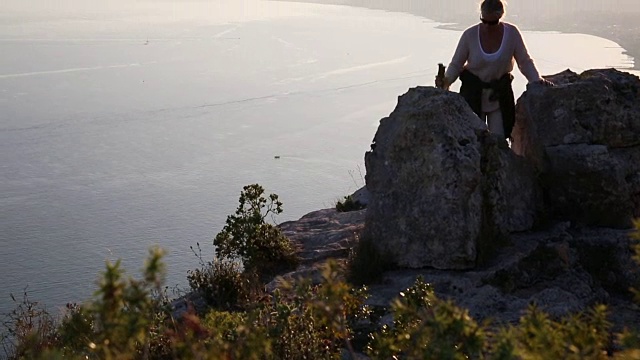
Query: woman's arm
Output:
[[443, 30, 470, 88], [512, 25, 542, 83]]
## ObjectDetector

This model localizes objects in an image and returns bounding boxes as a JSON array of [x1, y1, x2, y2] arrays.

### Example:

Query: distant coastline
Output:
[[280, 0, 639, 71], [477, 13, 640, 71], [436, 19, 639, 71]]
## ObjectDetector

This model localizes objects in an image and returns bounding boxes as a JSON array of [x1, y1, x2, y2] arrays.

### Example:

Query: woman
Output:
[[435, 0, 552, 139]]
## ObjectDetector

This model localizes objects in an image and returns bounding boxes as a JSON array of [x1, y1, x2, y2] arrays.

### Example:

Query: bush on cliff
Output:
[[189, 184, 299, 311], [187, 254, 249, 311], [2, 185, 640, 359], [1, 240, 640, 359], [213, 184, 298, 279], [367, 277, 487, 359], [336, 195, 365, 212]]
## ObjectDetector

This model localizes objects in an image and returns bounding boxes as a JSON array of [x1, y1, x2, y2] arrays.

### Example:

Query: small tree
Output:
[[367, 276, 486, 360], [214, 184, 298, 279]]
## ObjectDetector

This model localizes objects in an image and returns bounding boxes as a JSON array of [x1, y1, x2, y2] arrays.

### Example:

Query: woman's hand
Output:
[[539, 78, 555, 87], [435, 76, 448, 89]]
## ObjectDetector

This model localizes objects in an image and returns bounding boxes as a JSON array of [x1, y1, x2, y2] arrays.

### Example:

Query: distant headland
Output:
[[282, 0, 640, 70]]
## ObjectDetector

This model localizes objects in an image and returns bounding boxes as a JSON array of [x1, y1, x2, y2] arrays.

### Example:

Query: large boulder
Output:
[[266, 208, 639, 330], [365, 225, 639, 325], [363, 87, 541, 270], [483, 140, 544, 234], [512, 69, 640, 227]]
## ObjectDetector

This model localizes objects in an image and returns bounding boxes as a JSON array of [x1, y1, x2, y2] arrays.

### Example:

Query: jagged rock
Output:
[[514, 69, 640, 150], [263, 70, 640, 333], [482, 139, 543, 235], [363, 87, 486, 269], [280, 208, 365, 264], [363, 87, 541, 270], [512, 68, 640, 228], [572, 227, 640, 295], [350, 186, 370, 206], [273, 206, 638, 327], [545, 144, 632, 227], [365, 226, 636, 324], [267, 208, 365, 289]]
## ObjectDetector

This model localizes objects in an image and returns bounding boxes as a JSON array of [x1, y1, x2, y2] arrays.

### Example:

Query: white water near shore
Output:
[[0, 0, 636, 316]]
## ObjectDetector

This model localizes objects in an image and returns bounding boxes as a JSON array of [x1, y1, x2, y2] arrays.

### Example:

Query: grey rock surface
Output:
[[273, 209, 638, 327], [496, 150, 543, 232], [363, 86, 541, 269], [350, 186, 370, 206], [178, 71, 640, 336], [512, 68, 640, 228], [363, 87, 486, 270], [267, 208, 365, 289], [256, 71, 640, 338], [280, 208, 365, 264], [365, 226, 636, 324]]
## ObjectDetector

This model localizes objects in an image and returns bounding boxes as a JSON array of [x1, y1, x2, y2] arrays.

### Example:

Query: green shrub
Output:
[[77, 247, 173, 359], [504, 304, 611, 360], [336, 195, 365, 212], [1, 247, 174, 360], [367, 276, 486, 360], [0, 291, 58, 359], [187, 257, 248, 311], [201, 310, 246, 343], [3, 214, 640, 359], [615, 220, 640, 359], [214, 184, 299, 279], [255, 260, 370, 359]]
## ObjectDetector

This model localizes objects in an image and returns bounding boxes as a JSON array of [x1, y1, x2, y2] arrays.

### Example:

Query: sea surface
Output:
[[1, 0, 638, 316]]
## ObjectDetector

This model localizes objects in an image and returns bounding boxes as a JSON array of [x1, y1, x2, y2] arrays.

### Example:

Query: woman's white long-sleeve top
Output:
[[444, 22, 542, 86]]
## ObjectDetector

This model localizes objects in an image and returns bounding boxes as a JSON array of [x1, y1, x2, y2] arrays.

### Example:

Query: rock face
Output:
[[266, 69, 640, 332], [512, 68, 640, 228], [363, 88, 485, 269], [366, 225, 639, 326], [274, 209, 639, 328], [279, 208, 365, 264], [363, 87, 541, 269], [265, 208, 365, 289]]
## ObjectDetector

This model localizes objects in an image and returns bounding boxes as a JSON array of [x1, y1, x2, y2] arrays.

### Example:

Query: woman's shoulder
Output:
[[461, 24, 480, 37], [502, 22, 523, 34]]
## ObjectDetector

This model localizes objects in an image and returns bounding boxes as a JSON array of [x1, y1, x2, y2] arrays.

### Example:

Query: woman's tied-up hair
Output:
[[480, 0, 506, 18]]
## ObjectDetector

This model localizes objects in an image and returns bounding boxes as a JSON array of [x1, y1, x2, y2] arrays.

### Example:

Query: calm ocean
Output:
[[1, 0, 637, 316]]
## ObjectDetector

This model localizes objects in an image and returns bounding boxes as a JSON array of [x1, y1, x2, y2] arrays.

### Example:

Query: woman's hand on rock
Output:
[[539, 78, 555, 87], [435, 76, 448, 89]]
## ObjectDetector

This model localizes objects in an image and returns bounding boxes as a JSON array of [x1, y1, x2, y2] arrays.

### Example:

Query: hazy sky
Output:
[[4, 0, 639, 22]]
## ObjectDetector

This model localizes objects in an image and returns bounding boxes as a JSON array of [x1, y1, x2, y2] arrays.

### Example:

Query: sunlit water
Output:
[[0, 0, 636, 316]]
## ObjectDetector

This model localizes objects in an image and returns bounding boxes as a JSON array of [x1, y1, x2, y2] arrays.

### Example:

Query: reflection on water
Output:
[[0, 0, 635, 315]]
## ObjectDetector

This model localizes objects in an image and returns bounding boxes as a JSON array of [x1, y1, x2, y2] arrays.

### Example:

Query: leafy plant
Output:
[[3, 208, 640, 359], [614, 220, 640, 359], [78, 247, 172, 359], [187, 243, 251, 310], [336, 195, 365, 212], [255, 260, 370, 359], [504, 304, 611, 360], [0, 291, 58, 359], [367, 276, 486, 360], [187, 259, 249, 311], [214, 184, 299, 279]]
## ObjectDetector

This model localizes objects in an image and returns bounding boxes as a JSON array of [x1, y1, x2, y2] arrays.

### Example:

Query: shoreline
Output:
[[484, 13, 639, 71], [278, 1, 639, 71], [437, 21, 639, 72]]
